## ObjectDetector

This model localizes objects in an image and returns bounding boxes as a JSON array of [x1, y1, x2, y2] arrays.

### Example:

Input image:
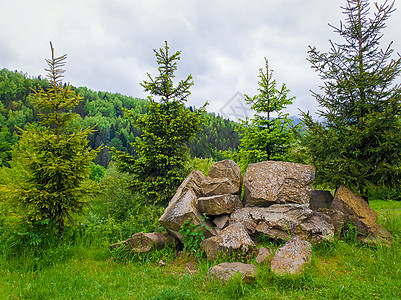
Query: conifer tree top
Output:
[[140, 41, 194, 104]]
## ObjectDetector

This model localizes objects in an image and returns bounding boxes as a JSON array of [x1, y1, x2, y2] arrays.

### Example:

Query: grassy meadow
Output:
[[0, 198, 400, 300]]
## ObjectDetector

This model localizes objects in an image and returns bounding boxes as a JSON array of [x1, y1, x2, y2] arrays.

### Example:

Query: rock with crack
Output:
[[243, 161, 315, 207], [202, 177, 240, 197], [198, 194, 243, 216], [299, 212, 335, 244], [202, 222, 257, 261], [330, 186, 377, 235], [317, 208, 346, 236], [208, 159, 243, 192], [270, 236, 312, 276], [230, 204, 313, 241], [202, 160, 242, 196], [159, 170, 216, 241], [208, 262, 257, 283]]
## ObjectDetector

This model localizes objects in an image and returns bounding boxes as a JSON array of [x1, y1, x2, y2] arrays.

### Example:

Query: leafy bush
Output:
[[179, 217, 210, 259]]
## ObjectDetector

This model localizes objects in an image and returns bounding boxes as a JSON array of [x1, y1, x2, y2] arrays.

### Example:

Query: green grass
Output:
[[1, 200, 400, 299], [369, 199, 401, 221]]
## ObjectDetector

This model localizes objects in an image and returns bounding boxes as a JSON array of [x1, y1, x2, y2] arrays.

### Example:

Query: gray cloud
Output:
[[1, 0, 400, 119]]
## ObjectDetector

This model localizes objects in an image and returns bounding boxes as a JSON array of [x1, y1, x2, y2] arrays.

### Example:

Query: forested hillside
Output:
[[0, 68, 240, 167]]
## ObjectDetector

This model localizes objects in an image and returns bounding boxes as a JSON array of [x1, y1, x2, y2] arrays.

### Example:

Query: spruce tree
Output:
[[234, 58, 296, 169], [3, 43, 100, 235], [113, 42, 206, 205], [301, 0, 401, 198]]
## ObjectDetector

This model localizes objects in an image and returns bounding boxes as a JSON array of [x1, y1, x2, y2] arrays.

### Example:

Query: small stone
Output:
[[255, 247, 272, 265], [270, 236, 312, 276], [358, 223, 393, 247], [208, 262, 257, 283], [158, 259, 166, 266], [212, 214, 230, 229]]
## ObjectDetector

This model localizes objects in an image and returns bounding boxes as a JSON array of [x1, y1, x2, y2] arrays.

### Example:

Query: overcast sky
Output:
[[1, 0, 400, 121]]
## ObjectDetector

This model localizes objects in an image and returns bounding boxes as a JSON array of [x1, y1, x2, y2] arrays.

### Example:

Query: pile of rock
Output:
[[112, 159, 393, 282]]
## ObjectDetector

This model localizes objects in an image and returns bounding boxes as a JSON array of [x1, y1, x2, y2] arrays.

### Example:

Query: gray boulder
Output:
[[198, 194, 243, 216], [243, 161, 315, 207], [270, 236, 312, 276], [208, 262, 257, 283], [159, 170, 216, 241], [202, 222, 257, 261], [202, 177, 240, 197], [310, 190, 333, 210], [331, 186, 377, 235], [208, 159, 242, 191], [230, 204, 313, 241], [202, 160, 242, 196]]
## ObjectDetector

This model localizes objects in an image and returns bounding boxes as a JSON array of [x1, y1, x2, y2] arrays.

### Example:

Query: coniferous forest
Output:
[[0, 68, 240, 168]]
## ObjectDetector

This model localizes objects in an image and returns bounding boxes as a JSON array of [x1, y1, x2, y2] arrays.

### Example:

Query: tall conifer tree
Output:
[[301, 0, 401, 198], [113, 42, 205, 205], [3, 43, 100, 234]]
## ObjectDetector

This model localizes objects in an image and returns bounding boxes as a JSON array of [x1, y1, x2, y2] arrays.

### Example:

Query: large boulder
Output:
[[243, 161, 315, 207], [330, 186, 377, 235], [198, 194, 243, 216], [270, 236, 312, 276], [202, 160, 242, 196], [208, 262, 257, 283], [208, 160, 242, 191], [202, 222, 257, 261], [230, 204, 313, 241], [310, 190, 333, 210], [159, 170, 216, 241], [202, 178, 240, 197]]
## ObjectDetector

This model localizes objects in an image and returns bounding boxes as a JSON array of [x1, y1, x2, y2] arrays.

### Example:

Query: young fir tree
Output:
[[113, 42, 206, 206], [2, 43, 100, 235], [301, 0, 401, 198], [233, 58, 296, 169]]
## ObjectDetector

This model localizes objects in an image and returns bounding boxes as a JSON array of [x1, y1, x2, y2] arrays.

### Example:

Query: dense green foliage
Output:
[[0, 69, 239, 167], [231, 58, 297, 169], [301, 0, 401, 198], [1, 44, 100, 235], [113, 42, 206, 205]]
